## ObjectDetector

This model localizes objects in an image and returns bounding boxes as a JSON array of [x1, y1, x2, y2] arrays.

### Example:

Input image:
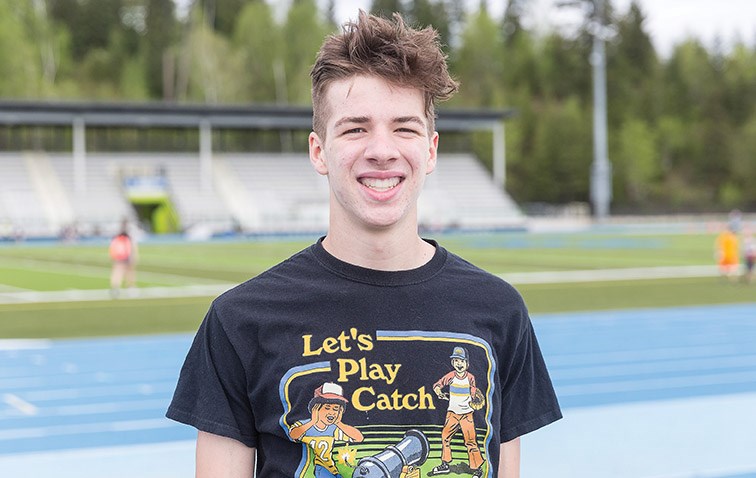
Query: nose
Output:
[[363, 128, 399, 164]]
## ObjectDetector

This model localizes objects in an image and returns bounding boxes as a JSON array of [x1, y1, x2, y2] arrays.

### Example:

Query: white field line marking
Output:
[[8, 382, 178, 402], [0, 339, 52, 350], [0, 283, 32, 293], [556, 369, 756, 396], [0, 398, 169, 419], [0, 283, 235, 304], [0, 265, 720, 305], [3, 394, 39, 416], [0, 418, 174, 440], [0, 257, 230, 285], [552, 353, 756, 380], [0, 438, 195, 461], [500, 265, 718, 284]]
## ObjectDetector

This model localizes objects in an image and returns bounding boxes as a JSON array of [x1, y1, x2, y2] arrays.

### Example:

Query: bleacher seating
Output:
[[222, 153, 329, 232], [1, 151, 523, 237], [48, 153, 134, 235], [0, 153, 53, 237], [423, 154, 524, 229]]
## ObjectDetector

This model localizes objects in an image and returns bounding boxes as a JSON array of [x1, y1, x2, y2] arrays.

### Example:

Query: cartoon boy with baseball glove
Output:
[[430, 346, 485, 477]]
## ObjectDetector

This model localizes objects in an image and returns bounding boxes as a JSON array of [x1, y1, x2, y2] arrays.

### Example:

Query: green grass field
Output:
[[1, 231, 753, 339]]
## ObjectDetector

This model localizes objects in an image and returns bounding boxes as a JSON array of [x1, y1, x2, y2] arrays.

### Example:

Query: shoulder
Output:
[[211, 244, 320, 314], [440, 247, 527, 308]]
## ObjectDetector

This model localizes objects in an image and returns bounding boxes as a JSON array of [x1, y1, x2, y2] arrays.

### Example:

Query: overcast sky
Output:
[[330, 0, 756, 57]]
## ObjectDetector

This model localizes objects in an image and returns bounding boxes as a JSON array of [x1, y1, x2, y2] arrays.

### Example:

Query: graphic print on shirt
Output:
[[278, 329, 496, 478]]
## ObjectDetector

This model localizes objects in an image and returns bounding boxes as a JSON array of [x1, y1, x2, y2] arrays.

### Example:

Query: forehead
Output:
[[322, 75, 427, 126]]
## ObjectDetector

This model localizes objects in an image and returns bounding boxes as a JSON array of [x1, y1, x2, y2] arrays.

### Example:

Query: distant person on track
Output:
[[715, 223, 740, 282], [109, 224, 137, 297], [742, 229, 755, 284], [167, 11, 561, 478]]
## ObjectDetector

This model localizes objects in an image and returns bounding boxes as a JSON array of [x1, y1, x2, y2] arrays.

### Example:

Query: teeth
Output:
[[361, 177, 400, 191]]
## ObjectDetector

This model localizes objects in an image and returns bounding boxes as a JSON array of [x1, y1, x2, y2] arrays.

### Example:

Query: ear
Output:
[[426, 131, 439, 175], [309, 132, 328, 175]]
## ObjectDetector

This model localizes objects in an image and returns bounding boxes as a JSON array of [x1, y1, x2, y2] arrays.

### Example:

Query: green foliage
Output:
[[0, 1, 42, 97], [370, 0, 406, 18], [3, 0, 756, 213], [452, 6, 505, 107], [613, 118, 659, 204], [233, 1, 281, 102], [282, 0, 332, 105]]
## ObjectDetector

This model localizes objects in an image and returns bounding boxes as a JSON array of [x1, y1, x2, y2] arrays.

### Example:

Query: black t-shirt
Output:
[[167, 239, 561, 477]]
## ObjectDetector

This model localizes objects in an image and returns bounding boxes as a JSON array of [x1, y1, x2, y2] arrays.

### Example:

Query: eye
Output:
[[342, 127, 366, 135], [396, 127, 421, 135]]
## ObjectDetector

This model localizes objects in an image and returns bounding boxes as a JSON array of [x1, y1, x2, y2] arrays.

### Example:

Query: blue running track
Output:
[[1, 302, 755, 477]]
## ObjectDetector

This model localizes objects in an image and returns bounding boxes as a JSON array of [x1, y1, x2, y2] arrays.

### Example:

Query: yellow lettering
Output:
[[302, 335, 322, 357], [376, 392, 391, 410], [337, 358, 360, 382], [337, 330, 351, 352], [384, 364, 401, 385], [352, 386, 375, 411], [418, 386, 435, 410], [357, 334, 373, 352], [367, 363, 388, 382], [350, 387, 436, 412], [323, 337, 339, 354]]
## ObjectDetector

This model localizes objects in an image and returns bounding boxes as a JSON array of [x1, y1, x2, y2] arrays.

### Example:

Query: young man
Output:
[[167, 11, 561, 478]]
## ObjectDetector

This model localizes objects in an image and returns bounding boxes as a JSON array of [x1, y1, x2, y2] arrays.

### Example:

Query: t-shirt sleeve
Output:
[[499, 312, 562, 442], [166, 305, 258, 448]]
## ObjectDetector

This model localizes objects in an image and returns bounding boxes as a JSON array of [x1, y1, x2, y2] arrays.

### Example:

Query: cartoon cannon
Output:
[[352, 429, 430, 478]]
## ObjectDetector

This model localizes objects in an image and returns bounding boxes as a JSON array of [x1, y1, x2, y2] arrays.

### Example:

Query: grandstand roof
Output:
[[0, 100, 516, 132]]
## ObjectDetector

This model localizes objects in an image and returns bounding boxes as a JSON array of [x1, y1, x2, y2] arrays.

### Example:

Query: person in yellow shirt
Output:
[[715, 224, 740, 281]]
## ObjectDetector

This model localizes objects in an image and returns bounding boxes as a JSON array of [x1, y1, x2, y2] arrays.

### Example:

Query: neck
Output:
[[322, 225, 435, 271]]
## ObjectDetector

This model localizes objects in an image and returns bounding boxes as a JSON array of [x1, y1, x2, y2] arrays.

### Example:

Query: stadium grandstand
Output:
[[0, 101, 524, 239]]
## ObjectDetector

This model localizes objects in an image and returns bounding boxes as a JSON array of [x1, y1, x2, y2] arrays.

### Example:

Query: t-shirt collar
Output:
[[310, 236, 447, 286]]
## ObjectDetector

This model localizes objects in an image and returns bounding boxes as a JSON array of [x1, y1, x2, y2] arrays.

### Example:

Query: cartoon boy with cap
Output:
[[289, 382, 364, 478], [430, 346, 485, 477]]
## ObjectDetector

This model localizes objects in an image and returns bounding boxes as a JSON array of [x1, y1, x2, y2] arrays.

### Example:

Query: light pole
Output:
[[557, 0, 613, 220], [588, 0, 612, 220]]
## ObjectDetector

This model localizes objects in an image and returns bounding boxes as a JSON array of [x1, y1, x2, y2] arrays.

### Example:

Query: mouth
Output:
[[359, 176, 402, 192]]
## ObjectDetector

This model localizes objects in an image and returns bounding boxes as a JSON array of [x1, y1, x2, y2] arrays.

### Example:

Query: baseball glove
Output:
[[470, 389, 485, 410]]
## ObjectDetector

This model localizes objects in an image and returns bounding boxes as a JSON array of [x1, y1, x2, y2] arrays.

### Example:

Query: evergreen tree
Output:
[[452, 5, 504, 107], [0, 0, 42, 97], [233, 1, 280, 103], [607, 1, 658, 123], [282, 0, 331, 105], [406, 0, 451, 50], [370, 0, 405, 18], [144, 0, 178, 99]]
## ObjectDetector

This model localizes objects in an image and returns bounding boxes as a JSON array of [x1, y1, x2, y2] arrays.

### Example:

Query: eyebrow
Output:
[[395, 116, 426, 127], [333, 116, 369, 129], [333, 115, 426, 129]]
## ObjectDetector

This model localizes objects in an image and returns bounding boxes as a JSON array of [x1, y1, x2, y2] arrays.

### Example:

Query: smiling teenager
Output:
[[167, 11, 561, 478]]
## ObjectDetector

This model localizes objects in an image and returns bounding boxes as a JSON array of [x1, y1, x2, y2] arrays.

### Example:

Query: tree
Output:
[[607, 1, 659, 123], [451, 6, 504, 107], [406, 0, 451, 50], [194, 0, 258, 37], [180, 4, 240, 103], [512, 96, 592, 204], [0, 0, 42, 97], [282, 0, 331, 105], [233, 1, 281, 103], [144, 0, 178, 99], [370, 0, 405, 18], [613, 118, 659, 205]]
